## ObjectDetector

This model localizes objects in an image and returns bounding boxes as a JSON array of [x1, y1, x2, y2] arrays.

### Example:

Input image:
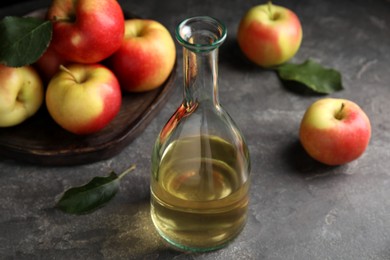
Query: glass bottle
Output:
[[150, 16, 251, 252]]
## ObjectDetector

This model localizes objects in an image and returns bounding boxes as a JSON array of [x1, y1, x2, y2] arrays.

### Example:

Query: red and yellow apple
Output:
[[0, 65, 44, 127], [299, 98, 371, 166], [47, 0, 125, 64], [237, 3, 302, 67], [107, 19, 176, 92], [45, 64, 122, 135]]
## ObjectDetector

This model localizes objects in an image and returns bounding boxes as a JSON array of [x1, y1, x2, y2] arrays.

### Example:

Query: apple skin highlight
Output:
[[299, 98, 371, 166]]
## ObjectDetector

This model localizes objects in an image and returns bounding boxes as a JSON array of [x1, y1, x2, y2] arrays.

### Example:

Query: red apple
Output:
[[237, 2, 302, 67], [299, 98, 371, 166], [0, 65, 44, 127], [45, 64, 122, 135], [107, 19, 176, 92], [34, 43, 69, 83], [47, 0, 125, 64]]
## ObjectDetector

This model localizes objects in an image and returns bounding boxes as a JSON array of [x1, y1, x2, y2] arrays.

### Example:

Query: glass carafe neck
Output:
[[176, 16, 227, 108]]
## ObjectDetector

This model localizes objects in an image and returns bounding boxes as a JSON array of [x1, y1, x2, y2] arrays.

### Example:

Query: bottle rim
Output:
[[175, 16, 227, 52]]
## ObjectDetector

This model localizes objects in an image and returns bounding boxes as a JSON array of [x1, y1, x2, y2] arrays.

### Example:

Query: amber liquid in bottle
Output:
[[151, 135, 249, 251]]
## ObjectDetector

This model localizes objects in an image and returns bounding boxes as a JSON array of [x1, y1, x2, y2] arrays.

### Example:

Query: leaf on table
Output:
[[0, 16, 52, 67], [56, 165, 136, 214], [276, 59, 343, 94]]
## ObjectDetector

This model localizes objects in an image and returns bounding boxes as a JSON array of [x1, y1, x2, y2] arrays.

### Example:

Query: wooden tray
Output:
[[0, 68, 176, 166], [0, 8, 177, 166]]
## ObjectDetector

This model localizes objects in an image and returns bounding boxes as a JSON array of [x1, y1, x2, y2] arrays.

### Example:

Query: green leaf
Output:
[[0, 16, 52, 67], [276, 59, 343, 94], [57, 165, 136, 214]]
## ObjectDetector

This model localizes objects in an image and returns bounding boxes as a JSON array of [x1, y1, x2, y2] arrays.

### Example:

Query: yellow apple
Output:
[[46, 64, 122, 135], [0, 65, 44, 127]]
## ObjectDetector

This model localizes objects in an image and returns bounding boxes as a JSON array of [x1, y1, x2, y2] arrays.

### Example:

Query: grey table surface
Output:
[[1, 0, 389, 259]]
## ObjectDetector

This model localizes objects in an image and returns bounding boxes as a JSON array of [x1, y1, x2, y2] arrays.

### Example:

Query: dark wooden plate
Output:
[[0, 71, 176, 166], [0, 9, 177, 166]]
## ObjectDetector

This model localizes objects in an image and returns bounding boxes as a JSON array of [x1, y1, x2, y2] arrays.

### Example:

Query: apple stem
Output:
[[335, 103, 345, 120], [267, 1, 280, 20], [59, 65, 79, 83], [267, 1, 274, 20], [51, 15, 75, 23]]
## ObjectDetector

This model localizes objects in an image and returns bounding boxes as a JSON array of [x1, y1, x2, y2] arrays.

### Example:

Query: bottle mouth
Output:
[[176, 16, 227, 52]]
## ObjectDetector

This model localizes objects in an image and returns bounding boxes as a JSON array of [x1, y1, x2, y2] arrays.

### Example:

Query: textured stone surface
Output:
[[1, 0, 389, 259]]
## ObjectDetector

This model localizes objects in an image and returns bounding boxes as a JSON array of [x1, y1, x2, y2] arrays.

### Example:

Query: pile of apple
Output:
[[0, 0, 176, 135]]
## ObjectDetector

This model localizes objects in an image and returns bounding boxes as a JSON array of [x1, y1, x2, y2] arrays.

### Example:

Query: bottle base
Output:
[[154, 224, 243, 253]]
